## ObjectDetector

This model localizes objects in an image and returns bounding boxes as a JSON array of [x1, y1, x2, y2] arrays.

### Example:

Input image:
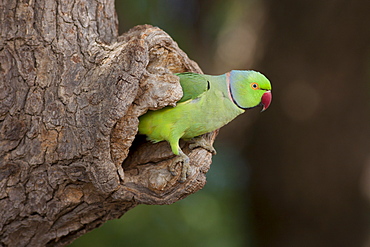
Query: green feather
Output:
[[175, 72, 209, 103], [138, 70, 272, 181]]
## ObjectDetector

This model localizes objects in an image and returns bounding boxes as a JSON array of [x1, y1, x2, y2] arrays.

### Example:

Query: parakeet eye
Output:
[[250, 82, 259, 90]]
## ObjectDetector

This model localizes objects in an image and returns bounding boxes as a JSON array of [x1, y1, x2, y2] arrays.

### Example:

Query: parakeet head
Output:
[[228, 70, 272, 111]]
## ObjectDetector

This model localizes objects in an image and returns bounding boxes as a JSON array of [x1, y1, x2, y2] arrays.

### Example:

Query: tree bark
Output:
[[0, 1, 215, 246]]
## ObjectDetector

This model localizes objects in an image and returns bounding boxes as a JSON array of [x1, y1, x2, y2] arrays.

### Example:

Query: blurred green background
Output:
[[71, 0, 370, 246]]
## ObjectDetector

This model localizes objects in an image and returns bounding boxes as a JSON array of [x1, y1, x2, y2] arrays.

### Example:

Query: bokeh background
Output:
[[71, 0, 370, 246]]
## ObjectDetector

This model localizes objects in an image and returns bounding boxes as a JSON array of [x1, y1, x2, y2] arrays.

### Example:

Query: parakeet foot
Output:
[[189, 136, 217, 155], [169, 150, 190, 183]]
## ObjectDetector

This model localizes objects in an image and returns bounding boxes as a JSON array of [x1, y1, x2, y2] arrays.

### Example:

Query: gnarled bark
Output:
[[0, 1, 215, 246]]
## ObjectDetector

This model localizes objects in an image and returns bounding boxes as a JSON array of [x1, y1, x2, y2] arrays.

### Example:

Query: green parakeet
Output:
[[138, 70, 272, 181]]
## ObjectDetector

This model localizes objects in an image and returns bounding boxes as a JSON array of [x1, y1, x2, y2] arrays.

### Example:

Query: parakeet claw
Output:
[[189, 136, 217, 155], [169, 150, 191, 182], [179, 160, 190, 183]]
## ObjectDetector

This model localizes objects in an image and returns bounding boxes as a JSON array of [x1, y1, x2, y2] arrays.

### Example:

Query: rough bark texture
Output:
[[0, 1, 215, 246]]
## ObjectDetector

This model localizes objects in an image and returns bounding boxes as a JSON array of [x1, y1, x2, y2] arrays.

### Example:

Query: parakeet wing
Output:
[[176, 73, 210, 103]]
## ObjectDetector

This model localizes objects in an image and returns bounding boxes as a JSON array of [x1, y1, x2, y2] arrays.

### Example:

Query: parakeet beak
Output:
[[261, 91, 272, 112]]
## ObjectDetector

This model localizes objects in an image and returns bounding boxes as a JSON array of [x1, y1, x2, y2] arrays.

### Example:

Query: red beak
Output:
[[261, 91, 272, 112]]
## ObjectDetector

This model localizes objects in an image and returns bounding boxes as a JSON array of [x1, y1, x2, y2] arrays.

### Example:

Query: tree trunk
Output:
[[0, 1, 215, 246]]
